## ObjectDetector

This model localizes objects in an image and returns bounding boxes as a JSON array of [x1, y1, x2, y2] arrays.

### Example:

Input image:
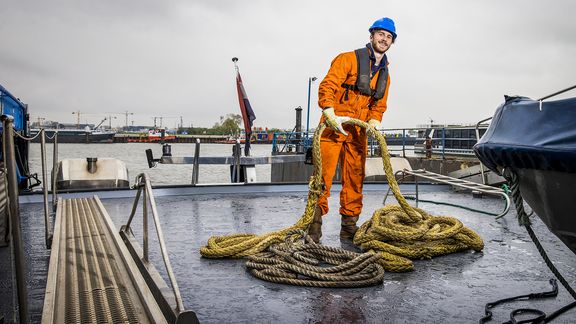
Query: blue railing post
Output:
[[271, 133, 278, 154], [402, 129, 406, 157], [306, 77, 317, 140], [441, 127, 446, 159]]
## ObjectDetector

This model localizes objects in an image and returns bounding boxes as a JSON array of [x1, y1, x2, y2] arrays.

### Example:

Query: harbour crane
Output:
[[94, 117, 107, 130], [152, 116, 184, 129], [72, 111, 109, 128], [72, 111, 81, 128], [123, 111, 134, 127], [104, 111, 135, 128]]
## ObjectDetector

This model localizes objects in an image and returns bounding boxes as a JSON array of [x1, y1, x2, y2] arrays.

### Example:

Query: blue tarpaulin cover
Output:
[[474, 96, 576, 174]]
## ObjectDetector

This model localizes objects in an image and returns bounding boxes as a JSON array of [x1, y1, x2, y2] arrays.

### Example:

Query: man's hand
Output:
[[323, 108, 349, 135], [368, 119, 380, 129]]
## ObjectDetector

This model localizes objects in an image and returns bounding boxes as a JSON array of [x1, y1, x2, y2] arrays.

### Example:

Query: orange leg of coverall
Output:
[[317, 124, 367, 217]]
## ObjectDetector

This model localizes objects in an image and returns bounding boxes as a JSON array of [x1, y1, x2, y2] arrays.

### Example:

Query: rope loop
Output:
[[502, 168, 531, 226], [12, 128, 42, 141]]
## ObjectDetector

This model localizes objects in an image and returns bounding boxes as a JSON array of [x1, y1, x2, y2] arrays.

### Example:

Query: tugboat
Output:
[[127, 128, 176, 143]]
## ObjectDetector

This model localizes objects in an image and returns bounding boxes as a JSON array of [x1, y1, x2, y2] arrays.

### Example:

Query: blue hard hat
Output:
[[369, 17, 397, 40]]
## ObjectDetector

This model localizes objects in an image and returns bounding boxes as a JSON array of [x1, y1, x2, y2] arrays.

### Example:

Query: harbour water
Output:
[[28, 142, 275, 186], [27, 142, 415, 187]]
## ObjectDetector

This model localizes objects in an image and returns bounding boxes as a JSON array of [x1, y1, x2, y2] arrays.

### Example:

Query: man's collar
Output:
[[366, 43, 376, 60], [365, 43, 387, 67]]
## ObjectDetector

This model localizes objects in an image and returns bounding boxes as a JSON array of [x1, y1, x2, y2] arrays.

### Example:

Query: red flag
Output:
[[235, 70, 256, 155]]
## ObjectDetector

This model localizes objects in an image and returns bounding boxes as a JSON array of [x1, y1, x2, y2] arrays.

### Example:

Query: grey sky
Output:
[[1, 0, 575, 130]]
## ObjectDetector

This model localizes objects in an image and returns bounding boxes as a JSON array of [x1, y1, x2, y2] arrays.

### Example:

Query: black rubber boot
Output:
[[340, 215, 359, 240], [307, 206, 323, 243]]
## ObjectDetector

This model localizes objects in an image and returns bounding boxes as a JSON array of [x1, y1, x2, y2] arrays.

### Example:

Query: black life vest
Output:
[[341, 47, 389, 105]]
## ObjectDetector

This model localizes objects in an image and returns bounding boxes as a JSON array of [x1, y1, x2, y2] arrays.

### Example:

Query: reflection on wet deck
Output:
[[97, 185, 575, 323]]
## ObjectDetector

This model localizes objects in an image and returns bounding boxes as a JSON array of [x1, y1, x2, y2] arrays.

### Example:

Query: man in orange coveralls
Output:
[[308, 17, 396, 242]]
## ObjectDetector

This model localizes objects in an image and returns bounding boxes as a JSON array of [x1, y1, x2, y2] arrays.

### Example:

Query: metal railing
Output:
[[475, 117, 493, 184], [39, 130, 53, 247], [121, 173, 185, 317], [271, 130, 307, 154], [13, 127, 58, 247], [406, 125, 489, 158], [1, 116, 62, 323], [150, 125, 490, 186], [148, 141, 307, 184], [51, 131, 59, 208], [387, 168, 510, 218], [1, 115, 30, 324], [270, 125, 489, 159]]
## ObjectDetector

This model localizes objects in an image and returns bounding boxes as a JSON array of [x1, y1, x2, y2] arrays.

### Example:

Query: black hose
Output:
[[480, 169, 576, 323], [404, 196, 500, 217]]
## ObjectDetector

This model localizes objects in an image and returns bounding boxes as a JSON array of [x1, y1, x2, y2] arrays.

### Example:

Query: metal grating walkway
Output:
[[42, 197, 167, 323]]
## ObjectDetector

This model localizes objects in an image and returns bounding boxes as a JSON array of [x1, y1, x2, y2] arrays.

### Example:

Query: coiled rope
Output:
[[350, 119, 483, 272], [200, 118, 484, 278], [246, 229, 385, 287]]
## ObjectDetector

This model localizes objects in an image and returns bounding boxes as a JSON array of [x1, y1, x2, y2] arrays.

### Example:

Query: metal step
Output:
[[42, 197, 168, 323]]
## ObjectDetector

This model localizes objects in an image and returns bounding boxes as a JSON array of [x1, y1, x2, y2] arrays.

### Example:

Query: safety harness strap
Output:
[[341, 48, 388, 104]]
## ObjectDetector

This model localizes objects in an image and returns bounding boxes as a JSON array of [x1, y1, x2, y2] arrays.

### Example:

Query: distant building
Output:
[[30, 121, 97, 130], [120, 125, 152, 133]]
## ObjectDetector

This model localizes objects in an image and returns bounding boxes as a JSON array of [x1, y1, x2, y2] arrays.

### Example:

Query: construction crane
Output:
[[153, 116, 162, 128], [105, 111, 135, 128], [72, 111, 81, 128], [152, 116, 184, 129], [72, 111, 108, 128], [35, 117, 45, 128], [106, 115, 117, 129], [123, 111, 134, 127]]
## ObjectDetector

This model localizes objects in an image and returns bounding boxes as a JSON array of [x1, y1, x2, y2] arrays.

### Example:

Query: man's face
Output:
[[370, 30, 394, 54]]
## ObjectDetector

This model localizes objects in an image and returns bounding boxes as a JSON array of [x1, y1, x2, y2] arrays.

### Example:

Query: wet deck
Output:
[[2, 183, 576, 323]]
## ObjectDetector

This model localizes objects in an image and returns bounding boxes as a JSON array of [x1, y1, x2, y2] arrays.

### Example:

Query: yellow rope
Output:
[[200, 119, 484, 272], [199, 125, 325, 258], [349, 119, 483, 272]]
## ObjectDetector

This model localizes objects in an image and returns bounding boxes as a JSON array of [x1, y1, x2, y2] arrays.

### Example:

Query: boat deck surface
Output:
[[2, 184, 576, 323]]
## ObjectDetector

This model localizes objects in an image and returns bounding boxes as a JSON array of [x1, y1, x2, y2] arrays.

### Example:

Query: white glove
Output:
[[323, 107, 349, 135], [368, 119, 380, 129]]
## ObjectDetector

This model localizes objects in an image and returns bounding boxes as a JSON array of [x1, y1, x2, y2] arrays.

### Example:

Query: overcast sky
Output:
[[2, 0, 575, 130]]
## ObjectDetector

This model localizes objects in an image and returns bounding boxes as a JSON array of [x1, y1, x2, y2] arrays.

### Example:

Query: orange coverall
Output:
[[317, 47, 391, 217]]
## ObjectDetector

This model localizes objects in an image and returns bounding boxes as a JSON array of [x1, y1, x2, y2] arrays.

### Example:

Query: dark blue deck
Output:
[[2, 184, 576, 323]]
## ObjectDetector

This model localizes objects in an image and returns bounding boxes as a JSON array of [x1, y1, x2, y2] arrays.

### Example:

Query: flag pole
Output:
[[232, 57, 239, 73], [232, 57, 253, 157]]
